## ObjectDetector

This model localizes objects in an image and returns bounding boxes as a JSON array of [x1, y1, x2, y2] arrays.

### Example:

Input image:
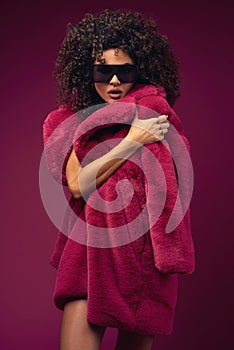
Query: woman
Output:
[[43, 9, 195, 350]]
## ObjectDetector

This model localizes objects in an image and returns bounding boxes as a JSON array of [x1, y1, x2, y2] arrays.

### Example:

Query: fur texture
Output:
[[42, 84, 195, 335]]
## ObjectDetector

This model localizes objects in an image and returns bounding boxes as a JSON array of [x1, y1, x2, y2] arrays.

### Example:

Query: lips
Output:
[[108, 89, 123, 100]]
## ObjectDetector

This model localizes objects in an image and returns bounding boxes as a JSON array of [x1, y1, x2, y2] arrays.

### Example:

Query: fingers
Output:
[[130, 112, 170, 144], [133, 111, 168, 124], [158, 122, 170, 132], [157, 114, 168, 123], [156, 115, 170, 136], [133, 113, 169, 129], [150, 115, 169, 142]]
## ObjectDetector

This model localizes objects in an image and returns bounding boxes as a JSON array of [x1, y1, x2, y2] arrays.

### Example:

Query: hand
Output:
[[125, 109, 170, 145]]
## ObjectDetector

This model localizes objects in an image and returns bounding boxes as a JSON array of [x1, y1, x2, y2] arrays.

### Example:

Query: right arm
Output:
[[66, 113, 169, 199]]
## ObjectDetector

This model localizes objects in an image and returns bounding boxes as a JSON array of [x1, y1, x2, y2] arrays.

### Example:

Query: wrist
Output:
[[121, 136, 143, 152]]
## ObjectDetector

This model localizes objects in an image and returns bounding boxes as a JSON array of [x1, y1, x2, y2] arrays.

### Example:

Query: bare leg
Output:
[[115, 329, 154, 350], [60, 299, 106, 350]]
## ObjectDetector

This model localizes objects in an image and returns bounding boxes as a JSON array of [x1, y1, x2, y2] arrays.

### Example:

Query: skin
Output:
[[60, 48, 169, 350], [66, 49, 169, 200], [94, 48, 135, 103]]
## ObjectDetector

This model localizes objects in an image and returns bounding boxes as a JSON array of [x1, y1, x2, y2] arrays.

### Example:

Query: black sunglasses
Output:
[[93, 64, 138, 84]]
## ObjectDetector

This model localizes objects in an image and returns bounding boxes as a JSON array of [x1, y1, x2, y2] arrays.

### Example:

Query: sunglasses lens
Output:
[[93, 65, 113, 83], [93, 65, 137, 83], [117, 65, 137, 83]]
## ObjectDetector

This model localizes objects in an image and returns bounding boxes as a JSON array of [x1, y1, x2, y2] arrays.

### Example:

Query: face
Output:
[[93, 48, 136, 103]]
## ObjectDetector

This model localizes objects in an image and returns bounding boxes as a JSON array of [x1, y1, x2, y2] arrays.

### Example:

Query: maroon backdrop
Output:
[[1, 0, 233, 349]]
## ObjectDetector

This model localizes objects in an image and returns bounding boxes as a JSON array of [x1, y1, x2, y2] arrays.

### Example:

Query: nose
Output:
[[109, 74, 121, 85]]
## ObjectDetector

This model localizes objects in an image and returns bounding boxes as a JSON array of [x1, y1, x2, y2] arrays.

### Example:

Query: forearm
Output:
[[67, 112, 169, 199], [67, 138, 142, 199]]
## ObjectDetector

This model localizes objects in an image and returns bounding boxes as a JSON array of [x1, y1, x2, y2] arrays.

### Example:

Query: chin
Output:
[[104, 96, 116, 103]]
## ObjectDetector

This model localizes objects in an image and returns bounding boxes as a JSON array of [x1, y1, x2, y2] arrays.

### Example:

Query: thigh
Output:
[[115, 329, 155, 350], [60, 299, 106, 350]]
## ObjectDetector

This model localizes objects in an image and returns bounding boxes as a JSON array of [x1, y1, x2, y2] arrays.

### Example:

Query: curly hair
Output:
[[54, 9, 181, 111]]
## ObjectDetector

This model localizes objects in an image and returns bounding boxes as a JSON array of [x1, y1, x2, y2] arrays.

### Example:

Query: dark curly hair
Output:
[[54, 9, 181, 111]]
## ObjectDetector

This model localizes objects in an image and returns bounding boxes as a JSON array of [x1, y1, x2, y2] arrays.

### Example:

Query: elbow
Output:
[[72, 191, 82, 200], [68, 185, 82, 200]]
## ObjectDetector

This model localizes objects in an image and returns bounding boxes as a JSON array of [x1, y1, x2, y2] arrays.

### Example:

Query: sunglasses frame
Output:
[[93, 64, 138, 84]]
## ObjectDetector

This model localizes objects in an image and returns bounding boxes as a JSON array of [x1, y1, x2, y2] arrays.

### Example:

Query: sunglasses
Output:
[[93, 64, 138, 84]]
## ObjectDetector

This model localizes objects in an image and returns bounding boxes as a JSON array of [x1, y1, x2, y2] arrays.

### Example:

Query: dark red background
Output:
[[1, 1, 233, 349]]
